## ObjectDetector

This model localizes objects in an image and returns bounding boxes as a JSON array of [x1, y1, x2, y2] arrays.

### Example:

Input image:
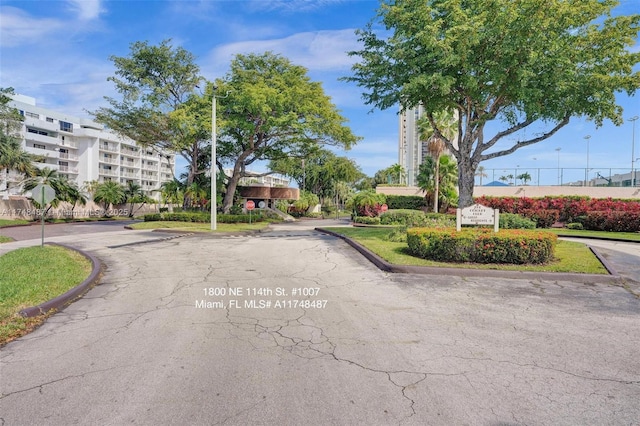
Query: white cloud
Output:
[[203, 29, 360, 78], [247, 0, 346, 13], [67, 0, 105, 21], [0, 6, 64, 47]]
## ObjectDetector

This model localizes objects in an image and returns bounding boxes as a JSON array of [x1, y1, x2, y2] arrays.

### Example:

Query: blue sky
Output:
[[1, 0, 638, 185]]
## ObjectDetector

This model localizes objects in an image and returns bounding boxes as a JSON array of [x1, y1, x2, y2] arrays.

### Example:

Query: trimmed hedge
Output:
[[407, 228, 557, 264], [582, 211, 640, 232], [380, 210, 455, 228], [353, 216, 381, 225], [384, 195, 427, 210], [499, 213, 536, 229], [143, 212, 269, 223]]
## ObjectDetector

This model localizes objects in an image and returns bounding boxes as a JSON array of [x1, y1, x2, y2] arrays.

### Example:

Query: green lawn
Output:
[[0, 245, 92, 345], [0, 219, 30, 227], [548, 228, 640, 242], [0, 236, 13, 243], [128, 220, 272, 232], [322, 227, 608, 274]]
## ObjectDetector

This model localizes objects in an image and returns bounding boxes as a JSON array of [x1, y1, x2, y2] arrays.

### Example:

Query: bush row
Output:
[[384, 195, 428, 210], [581, 211, 640, 232], [407, 228, 557, 264], [143, 212, 269, 223], [475, 196, 640, 224]]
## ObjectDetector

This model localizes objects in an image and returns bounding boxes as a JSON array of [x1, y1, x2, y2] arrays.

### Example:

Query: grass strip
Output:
[[323, 227, 607, 274], [0, 219, 30, 227], [128, 220, 271, 232], [547, 228, 640, 242], [0, 245, 92, 345]]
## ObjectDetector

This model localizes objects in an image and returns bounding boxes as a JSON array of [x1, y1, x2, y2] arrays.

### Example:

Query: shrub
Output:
[[143, 212, 271, 223], [380, 210, 455, 228], [521, 209, 559, 228], [407, 228, 557, 264], [348, 191, 386, 217], [353, 216, 381, 225], [384, 195, 427, 210], [499, 213, 536, 229], [582, 211, 640, 232], [566, 222, 584, 230]]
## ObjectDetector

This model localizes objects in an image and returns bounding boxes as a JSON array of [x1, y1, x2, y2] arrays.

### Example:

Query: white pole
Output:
[[584, 135, 590, 186], [211, 89, 217, 230], [632, 117, 638, 186]]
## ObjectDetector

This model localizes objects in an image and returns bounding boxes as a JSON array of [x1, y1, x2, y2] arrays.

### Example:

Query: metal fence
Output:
[[478, 168, 639, 187]]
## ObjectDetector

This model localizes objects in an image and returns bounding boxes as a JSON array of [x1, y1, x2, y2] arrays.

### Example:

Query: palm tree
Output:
[[388, 163, 406, 185], [517, 172, 532, 185], [0, 137, 35, 193], [159, 179, 184, 212], [418, 109, 457, 213], [124, 181, 147, 217], [93, 181, 125, 215], [22, 167, 73, 217], [184, 182, 207, 211], [475, 165, 488, 186], [417, 155, 458, 213]]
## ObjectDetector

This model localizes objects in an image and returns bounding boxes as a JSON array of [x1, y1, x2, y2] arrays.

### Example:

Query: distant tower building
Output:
[[398, 106, 458, 186]]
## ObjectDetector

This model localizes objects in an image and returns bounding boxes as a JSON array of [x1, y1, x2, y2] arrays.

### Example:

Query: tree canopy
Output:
[[91, 39, 204, 186], [216, 52, 359, 212], [346, 0, 640, 207]]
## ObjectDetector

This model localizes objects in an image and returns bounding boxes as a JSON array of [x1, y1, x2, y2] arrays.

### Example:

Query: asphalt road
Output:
[[1, 222, 639, 425], [0, 220, 140, 241]]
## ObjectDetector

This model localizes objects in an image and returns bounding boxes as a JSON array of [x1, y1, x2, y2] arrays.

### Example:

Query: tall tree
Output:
[[417, 155, 458, 212], [269, 148, 363, 203], [0, 88, 35, 185], [346, 0, 640, 207], [216, 52, 359, 213], [91, 39, 203, 186], [418, 109, 457, 212], [93, 181, 126, 215]]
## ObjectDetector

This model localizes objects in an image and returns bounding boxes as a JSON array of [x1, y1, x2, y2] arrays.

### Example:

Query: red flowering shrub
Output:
[[406, 228, 557, 264], [583, 211, 640, 232], [474, 196, 640, 229]]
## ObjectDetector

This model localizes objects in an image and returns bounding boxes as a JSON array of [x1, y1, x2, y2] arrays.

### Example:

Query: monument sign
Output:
[[456, 203, 499, 232]]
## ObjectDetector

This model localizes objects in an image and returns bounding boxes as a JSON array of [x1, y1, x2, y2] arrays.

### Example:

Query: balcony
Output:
[[99, 169, 119, 177], [58, 166, 79, 174], [122, 171, 139, 178], [60, 140, 78, 149], [99, 143, 119, 153], [24, 131, 59, 146], [99, 156, 119, 165], [23, 116, 59, 133], [59, 152, 79, 161]]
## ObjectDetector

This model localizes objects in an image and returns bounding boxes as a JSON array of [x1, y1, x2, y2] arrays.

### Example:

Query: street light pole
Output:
[[630, 116, 639, 187], [584, 135, 590, 186], [211, 88, 218, 230], [555, 147, 561, 185]]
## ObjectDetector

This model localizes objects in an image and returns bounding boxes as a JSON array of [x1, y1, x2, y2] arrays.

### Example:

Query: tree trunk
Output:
[[457, 156, 476, 208], [222, 160, 244, 213], [434, 156, 440, 213]]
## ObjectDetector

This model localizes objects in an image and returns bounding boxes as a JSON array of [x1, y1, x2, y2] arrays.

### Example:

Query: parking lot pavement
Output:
[[1, 227, 639, 425]]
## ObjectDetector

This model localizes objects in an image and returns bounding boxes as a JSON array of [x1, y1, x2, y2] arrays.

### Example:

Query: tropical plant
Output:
[[417, 155, 458, 212], [347, 191, 386, 217], [123, 181, 148, 217], [517, 172, 532, 185], [418, 109, 457, 212], [22, 168, 72, 216], [93, 181, 126, 215], [476, 166, 488, 186], [159, 179, 184, 212], [184, 182, 208, 211], [346, 0, 640, 207]]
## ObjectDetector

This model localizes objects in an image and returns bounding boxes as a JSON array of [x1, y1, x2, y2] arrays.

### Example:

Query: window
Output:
[[59, 121, 73, 132], [25, 111, 39, 119], [33, 144, 46, 150], [27, 128, 49, 136], [46, 117, 54, 123]]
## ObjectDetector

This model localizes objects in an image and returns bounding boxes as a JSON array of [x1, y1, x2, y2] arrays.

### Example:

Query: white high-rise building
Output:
[[398, 106, 458, 186], [2, 94, 175, 200]]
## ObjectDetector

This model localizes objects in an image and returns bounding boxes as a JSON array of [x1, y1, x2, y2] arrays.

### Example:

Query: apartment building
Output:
[[398, 106, 458, 186], [223, 168, 290, 187], [2, 94, 175, 200]]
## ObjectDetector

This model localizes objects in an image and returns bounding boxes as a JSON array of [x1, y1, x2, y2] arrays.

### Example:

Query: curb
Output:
[[316, 228, 621, 284], [19, 243, 103, 317]]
